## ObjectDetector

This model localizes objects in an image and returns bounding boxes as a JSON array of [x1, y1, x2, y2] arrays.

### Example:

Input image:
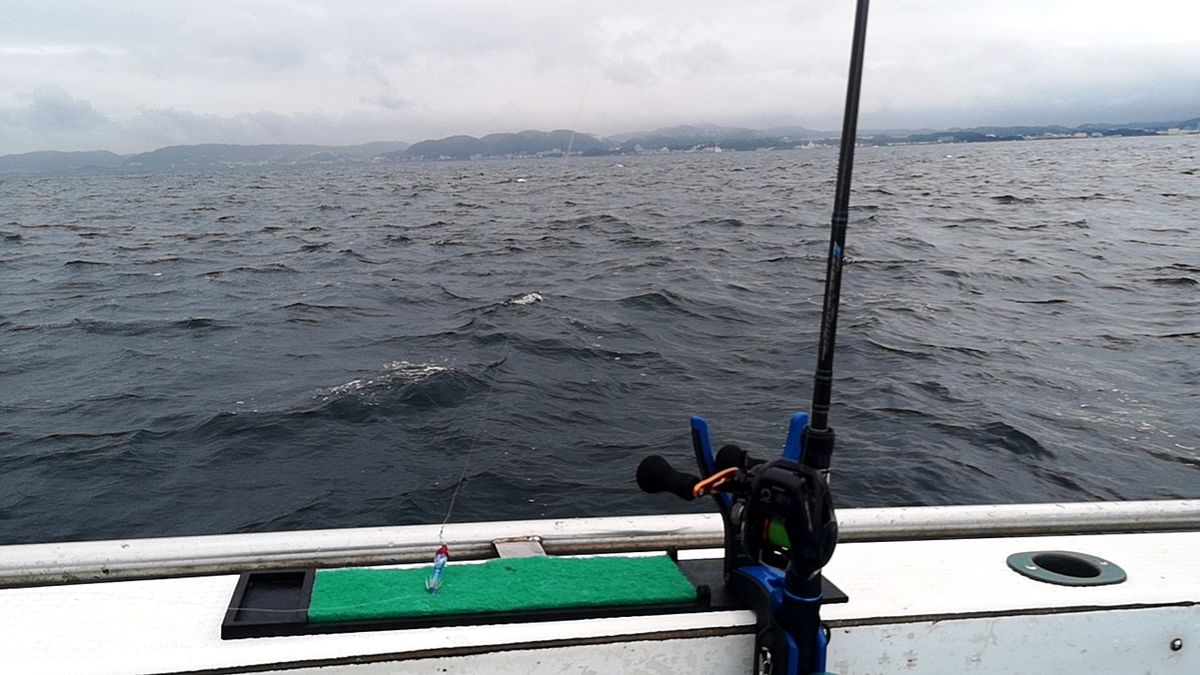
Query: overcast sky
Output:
[[1, 0, 1197, 154]]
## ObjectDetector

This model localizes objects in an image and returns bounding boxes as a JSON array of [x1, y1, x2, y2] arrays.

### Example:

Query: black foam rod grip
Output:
[[636, 455, 699, 501]]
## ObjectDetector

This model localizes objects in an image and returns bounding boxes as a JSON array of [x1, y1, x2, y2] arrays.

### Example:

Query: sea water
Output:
[[1, 135, 1197, 544]]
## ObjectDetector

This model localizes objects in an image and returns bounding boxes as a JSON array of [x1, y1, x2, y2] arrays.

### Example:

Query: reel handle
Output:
[[635, 455, 699, 501]]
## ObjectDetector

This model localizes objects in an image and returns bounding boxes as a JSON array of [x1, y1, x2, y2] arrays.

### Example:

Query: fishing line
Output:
[[562, 68, 594, 159], [435, 337, 517, 545], [433, 75, 597, 542], [350, 65, 600, 582], [436, 416, 483, 542]]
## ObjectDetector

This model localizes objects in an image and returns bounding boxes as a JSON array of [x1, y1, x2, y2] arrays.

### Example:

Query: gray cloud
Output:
[[604, 59, 658, 87], [117, 108, 416, 150], [0, 0, 1197, 154], [662, 41, 736, 78], [362, 92, 413, 111], [21, 86, 107, 132], [0, 86, 117, 153], [0, 86, 423, 154]]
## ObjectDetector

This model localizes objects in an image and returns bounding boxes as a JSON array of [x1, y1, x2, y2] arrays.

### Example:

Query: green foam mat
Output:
[[308, 554, 698, 623]]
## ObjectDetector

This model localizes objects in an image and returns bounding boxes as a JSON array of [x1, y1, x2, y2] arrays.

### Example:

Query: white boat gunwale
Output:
[[3, 499, 1199, 588]]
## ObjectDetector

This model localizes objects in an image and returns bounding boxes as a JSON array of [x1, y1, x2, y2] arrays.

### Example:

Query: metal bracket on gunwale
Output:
[[493, 536, 546, 558]]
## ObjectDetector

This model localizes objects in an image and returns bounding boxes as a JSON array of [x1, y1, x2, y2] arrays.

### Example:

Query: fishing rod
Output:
[[804, 0, 871, 479], [637, 2, 870, 674]]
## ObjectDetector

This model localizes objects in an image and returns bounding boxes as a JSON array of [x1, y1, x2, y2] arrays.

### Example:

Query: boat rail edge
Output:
[[2, 500, 1199, 587]]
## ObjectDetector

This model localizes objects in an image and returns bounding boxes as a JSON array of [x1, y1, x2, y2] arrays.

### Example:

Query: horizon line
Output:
[[3, 113, 1198, 159]]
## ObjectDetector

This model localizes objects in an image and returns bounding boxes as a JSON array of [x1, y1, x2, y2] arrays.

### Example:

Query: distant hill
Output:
[[614, 134, 793, 153], [1074, 117, 1200, 133], [608, 123, 825, 148], [607, 124, 761, 144], [396, 135, 483, 160], [398, 130, 608, 160], [943, 125, 1074, 137], [123, 142, 409, 169], [0, 150, 127, 173], [763, 125, 830, 140], [603, 121, 863, 153]]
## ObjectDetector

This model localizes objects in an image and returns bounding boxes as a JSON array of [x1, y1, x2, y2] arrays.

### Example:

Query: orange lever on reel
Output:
[[691, 467, 738, 498]]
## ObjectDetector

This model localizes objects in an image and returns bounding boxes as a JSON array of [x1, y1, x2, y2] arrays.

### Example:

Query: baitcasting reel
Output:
[[636, 414, 839, 675]]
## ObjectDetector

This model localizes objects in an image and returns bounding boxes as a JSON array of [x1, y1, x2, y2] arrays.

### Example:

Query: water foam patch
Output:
[[320, 361, 450, 399], [507, 292, 543, 306]]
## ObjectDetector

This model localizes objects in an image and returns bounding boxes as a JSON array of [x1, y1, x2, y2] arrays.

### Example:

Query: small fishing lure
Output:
[[425, 544, 449, 594]]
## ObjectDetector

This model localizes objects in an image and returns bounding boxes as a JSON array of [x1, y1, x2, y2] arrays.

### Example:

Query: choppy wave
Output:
[[318, 360, 452, 399]]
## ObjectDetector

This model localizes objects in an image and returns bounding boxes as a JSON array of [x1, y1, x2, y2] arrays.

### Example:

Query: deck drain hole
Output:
[[1006, 550, 1126, 586], [1031, 552, 1101, 578]]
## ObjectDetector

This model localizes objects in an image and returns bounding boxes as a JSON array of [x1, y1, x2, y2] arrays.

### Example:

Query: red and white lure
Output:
[[425, 544, 450, 594]]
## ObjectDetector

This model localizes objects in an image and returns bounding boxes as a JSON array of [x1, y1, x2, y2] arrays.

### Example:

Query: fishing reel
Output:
[[636, 414, 839, 675], [636, 445, 837, 587]]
